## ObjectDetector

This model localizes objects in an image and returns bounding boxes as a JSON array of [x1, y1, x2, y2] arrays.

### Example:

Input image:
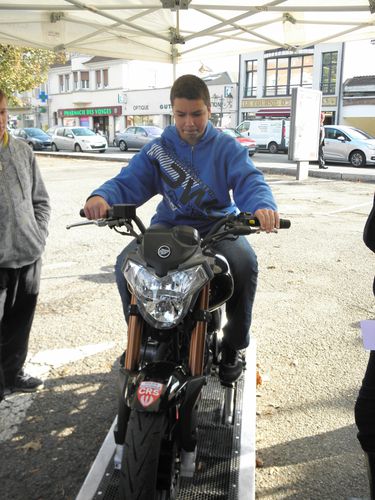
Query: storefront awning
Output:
[[255, 108, 291, 118]]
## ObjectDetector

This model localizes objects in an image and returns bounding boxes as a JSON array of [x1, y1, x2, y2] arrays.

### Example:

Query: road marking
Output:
[[326, 202, 371, 215], [0, 342, 115, 442], [43, 261, 77, 270]]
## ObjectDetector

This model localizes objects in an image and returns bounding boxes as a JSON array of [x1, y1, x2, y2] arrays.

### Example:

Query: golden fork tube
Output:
[[124, 294, 143, 371], [189, 284, 210, 376]]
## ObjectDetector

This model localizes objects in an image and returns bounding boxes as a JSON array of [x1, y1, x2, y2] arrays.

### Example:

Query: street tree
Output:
[[0, 45, 65, 104]]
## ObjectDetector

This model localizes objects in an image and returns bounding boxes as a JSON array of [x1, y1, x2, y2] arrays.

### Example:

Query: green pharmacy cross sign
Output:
[[38, 91, 48, 103]]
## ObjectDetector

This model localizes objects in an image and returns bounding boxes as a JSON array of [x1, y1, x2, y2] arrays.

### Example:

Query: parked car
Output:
[[323, 125, 375, 167], [51, 126, 107, 153], [46, 125, 59, 137], [216, 127, 257, 156], [114, 125, 163, 151], [12, 127, 51, 150]]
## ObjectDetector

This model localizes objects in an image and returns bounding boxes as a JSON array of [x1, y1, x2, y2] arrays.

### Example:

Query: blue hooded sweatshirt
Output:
[[92, 122, 277, 234]]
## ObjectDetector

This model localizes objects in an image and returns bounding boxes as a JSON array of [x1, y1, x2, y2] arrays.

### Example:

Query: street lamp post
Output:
[[211, 94, 224, 126]]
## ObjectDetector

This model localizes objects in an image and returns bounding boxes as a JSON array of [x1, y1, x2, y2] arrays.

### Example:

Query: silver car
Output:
[[323, 125, 375, 167], [114, 125, 163, 151]]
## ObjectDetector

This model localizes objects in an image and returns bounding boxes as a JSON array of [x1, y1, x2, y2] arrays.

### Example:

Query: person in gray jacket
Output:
[[0, 90, 50, 401]]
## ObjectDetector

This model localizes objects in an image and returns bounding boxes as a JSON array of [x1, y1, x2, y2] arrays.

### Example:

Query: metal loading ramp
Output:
[[76, 341, 256, 500]]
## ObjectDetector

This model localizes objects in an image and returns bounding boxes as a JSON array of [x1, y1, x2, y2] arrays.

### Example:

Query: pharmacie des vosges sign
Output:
[[58, 106, 122, 118]]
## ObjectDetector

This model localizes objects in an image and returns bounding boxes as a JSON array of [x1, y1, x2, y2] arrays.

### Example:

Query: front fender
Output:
[[122, 362, 205, 413], [124, 362, 187, 412]]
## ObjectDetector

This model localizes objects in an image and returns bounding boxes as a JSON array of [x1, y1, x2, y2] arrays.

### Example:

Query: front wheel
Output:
[[51, 143, 58, 152], [119, 140, 128, 152], [119, 411, 179, 500], [74, 143, 82, 152], [349, 150, 366, 167], [268, 141, 278, 154]]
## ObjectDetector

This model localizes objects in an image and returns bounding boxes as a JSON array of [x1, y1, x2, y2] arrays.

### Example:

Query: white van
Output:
[[236, 119, 290, 154]]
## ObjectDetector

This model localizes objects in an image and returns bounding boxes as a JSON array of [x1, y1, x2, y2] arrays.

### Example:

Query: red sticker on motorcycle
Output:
[[137, 381, 164, 408]]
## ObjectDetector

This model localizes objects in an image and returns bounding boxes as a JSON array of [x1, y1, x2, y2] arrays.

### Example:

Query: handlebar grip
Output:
[[279, 219, 291, 229], [248, 217, 291, 229], [79, 209, 86, 218]]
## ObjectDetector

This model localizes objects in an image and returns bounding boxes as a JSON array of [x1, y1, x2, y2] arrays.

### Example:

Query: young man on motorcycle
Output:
[[84, 74, 279, 383]]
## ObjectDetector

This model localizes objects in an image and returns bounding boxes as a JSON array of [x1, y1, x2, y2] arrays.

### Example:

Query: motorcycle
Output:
[[67, 204, 290, 500]]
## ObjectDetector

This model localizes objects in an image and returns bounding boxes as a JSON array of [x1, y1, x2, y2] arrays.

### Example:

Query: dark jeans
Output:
[[0, 260, 41, 399], [115, 235, 258, 351], [355, 350, 375, 452]]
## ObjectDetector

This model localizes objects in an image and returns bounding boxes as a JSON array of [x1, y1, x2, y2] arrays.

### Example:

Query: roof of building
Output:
[[343, 75, 375, 87], [50, 60, 71, 68], [84, 56, 120, 64], [202, 72, 233, 85]]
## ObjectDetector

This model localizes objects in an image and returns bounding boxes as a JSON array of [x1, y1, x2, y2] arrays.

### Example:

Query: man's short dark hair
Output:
[[170, 74, 211, 107]]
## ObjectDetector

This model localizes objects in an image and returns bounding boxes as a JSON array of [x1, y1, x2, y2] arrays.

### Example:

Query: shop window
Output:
[[321, 51, 337, 95], [264, 53, 313, 97]]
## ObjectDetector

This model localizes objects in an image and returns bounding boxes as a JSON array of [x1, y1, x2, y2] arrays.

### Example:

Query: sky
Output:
[[342, 39, 375, 79]]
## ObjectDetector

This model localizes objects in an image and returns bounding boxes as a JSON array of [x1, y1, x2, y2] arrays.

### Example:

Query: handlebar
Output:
[[68, 205, 291, 245]]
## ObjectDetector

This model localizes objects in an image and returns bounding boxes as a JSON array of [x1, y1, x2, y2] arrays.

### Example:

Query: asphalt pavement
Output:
[[37, 147, 375, 184], [0, 151, 375, 500]]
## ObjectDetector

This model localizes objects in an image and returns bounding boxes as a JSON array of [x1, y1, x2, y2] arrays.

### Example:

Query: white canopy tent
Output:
[[0, 1, 374, 71]]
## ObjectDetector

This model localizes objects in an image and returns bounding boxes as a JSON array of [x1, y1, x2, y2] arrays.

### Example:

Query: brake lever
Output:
[[66, 218, 109, 230]]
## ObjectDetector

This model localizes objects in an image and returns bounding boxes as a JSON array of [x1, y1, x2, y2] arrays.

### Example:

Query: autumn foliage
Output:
[[0, 45, 66, 105]]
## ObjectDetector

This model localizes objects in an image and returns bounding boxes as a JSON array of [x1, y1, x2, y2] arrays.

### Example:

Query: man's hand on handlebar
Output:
[[83, 196, 110, 220], [254, 208, 280, 233]]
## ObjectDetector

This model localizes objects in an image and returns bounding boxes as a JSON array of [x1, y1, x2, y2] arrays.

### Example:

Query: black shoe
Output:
[[219, 340, 243, 384], [10, 373, 44, 393]]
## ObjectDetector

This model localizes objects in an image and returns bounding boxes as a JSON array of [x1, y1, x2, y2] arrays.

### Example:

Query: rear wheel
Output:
[[119, 411, 179, 500], [119, 140, 128, 152], [74, 143, 82, 152], [349, 150, 366, 167], [268, 142, 278, 154]]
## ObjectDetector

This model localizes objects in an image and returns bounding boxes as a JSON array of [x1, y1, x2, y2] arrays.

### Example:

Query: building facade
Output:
[[9, 42, 375, 138], [45, 56, 237, 143], [238, 41, 375, 134], [238, 42, 344, 126], [342, 75, 375, 135]]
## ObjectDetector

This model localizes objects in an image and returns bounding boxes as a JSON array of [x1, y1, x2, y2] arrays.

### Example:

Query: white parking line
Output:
[[0, 343, 115, 442], [326, 202, 371, 215]]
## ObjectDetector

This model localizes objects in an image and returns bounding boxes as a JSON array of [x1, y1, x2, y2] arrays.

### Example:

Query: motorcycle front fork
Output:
[[124, 285, 210, 376]]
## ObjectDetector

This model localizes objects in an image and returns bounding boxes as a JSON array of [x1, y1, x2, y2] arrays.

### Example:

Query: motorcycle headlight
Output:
[[124, 260, 209, 329]]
